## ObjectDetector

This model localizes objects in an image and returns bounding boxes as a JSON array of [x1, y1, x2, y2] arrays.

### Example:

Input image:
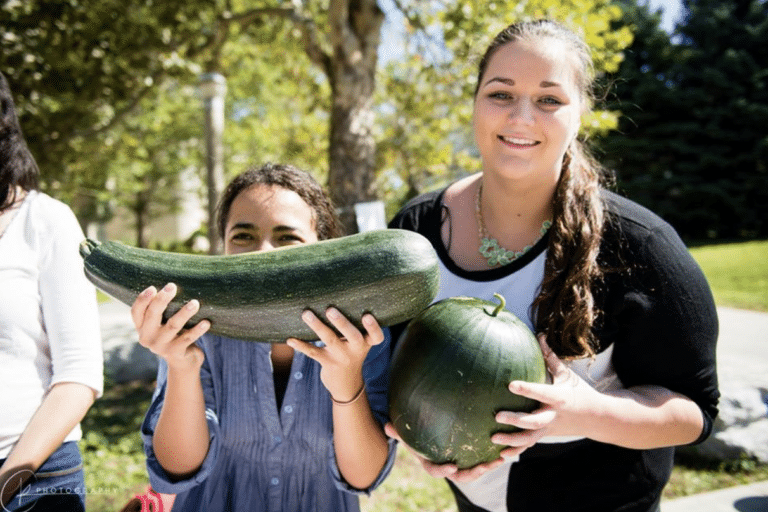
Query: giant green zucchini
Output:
[[388, 294, 547, 469], [80, 229, 440, 342]]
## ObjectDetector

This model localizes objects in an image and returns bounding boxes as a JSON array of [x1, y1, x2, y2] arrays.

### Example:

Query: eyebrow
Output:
[[482, 77, 562, 89], [229, 222, 256, 232], [228, 222, 300, 233]]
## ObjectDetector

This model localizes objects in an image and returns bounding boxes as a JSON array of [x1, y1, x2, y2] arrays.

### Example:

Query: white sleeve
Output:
[[38, 200, 104, 397]]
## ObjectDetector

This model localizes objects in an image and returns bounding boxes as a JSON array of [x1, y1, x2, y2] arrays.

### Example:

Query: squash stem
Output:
[[79, 238, 100, 259], [491, 293, 506, 316]]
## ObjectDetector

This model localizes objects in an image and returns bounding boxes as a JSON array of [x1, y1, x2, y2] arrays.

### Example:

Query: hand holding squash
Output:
[[287, 308, 384, 404], [383, 423, 507, 483], [131, 283, 209, 372], [492, 336, 602, 452]]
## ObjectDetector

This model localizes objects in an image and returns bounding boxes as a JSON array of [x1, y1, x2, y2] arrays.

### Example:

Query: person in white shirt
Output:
[[0, 71, 104, 511]]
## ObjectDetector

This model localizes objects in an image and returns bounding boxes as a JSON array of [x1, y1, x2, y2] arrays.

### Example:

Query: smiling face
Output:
[[224, 184, 319, 255], [473, 37, 583, 187]]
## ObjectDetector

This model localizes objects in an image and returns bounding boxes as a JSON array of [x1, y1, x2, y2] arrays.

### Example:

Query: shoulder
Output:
[[598, 190, 713, 310], [394, 188, 444, 217], [20, 192, 85, 261], [602, 190, 674, 237], [388, 187, 445, 231], [26, 191, 81, 233], [389, 187, 449, 254], [27, 191, 75, 216], [600, 189, 688, 259]]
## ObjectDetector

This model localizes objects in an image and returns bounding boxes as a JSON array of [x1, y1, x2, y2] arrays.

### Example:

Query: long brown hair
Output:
[[0, 71, 39, 211], [476, 20, 609, 359]]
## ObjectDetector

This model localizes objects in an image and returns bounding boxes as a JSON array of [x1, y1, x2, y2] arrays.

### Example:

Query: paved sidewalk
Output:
[[659, 306, 768, 512], [661, 480, 768, 512], [713, 307, 768, 388]]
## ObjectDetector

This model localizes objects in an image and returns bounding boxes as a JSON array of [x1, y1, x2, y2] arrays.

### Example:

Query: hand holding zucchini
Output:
[[80, 229, 440, 342]]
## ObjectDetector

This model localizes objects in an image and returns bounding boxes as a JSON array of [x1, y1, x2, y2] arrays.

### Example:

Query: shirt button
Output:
[[273, 435, 282, 444], [284, 405, 293, 413], [293, 371, 303, 380], [270, 477, 279, 486]]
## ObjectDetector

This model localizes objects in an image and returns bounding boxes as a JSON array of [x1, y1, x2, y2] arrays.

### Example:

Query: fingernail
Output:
[[497, 411, 520, 423], [302, 310, 315, 322], [185, 299, 199, 310], [326, 307, 339, 320], [141, 286, 156, 297], [363, 314, 374, 325], [163, 283, 175, 292]]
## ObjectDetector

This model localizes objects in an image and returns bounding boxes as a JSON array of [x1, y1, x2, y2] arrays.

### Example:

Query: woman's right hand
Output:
[[383, 423, 506, 483], [131, 283, 209, 372]]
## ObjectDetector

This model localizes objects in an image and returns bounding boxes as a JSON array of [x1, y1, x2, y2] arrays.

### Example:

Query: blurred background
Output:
[[2, 0, 766, 252], [2, 1, 766, 510]]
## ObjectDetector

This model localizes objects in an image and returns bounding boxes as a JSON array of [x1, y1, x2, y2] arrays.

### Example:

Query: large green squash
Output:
[[79, 229, 440, 342], [388, 294, 547, 469]]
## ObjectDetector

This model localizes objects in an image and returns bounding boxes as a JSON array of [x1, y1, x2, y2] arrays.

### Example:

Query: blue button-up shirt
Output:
[[141, 332, 396, 512]]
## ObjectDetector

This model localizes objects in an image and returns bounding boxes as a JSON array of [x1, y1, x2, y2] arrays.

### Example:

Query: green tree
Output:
[[2, 0, 634, 244], [0, 0, 209, 190], [1, 0, 385, 236], [94, 80, 204, 248], [598, 0, 768, 240]]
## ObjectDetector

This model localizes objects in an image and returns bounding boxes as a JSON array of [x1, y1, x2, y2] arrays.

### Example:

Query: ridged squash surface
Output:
[[388, 295, 546, 469], [80, 229, 440, 342]]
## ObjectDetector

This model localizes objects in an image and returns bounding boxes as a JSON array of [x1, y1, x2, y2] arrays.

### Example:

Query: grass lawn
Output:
[[689, 239, 768, 311], [77, 239, 768, 511], [79, 380, 153, 511]]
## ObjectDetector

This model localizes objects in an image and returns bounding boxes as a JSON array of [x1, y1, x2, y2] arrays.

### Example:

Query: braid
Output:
[[532, 141, 606, 358]]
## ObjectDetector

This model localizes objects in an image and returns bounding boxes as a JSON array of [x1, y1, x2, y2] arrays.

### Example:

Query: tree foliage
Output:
[[2, 0, 389, 238], [2, 0, 633, 243], [1, 0, 209, 185], [598, 0, 768, 240]]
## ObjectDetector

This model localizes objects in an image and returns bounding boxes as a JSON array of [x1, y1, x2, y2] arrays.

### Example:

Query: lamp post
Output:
[[199, 72, 227, 254]]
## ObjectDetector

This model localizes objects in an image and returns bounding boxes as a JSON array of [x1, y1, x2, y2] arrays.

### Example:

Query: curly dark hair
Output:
[[0, 71, 39, 211], [475, 20, 610, 359], [216, 162, 342, 242]]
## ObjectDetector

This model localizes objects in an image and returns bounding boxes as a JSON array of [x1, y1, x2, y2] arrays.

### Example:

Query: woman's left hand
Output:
[[492, 336, 603, 458], [287, 308, 384, 403]]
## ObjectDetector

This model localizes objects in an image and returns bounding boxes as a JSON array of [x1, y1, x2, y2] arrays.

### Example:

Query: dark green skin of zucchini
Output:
[[80, 229, 440, 343], [388, 296, 547, 469]]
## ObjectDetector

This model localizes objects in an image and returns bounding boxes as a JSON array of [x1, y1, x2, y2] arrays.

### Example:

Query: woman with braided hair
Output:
[[387, 19, 719, 512]]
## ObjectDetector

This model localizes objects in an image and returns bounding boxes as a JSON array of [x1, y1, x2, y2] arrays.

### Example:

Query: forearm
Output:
[[580, 385, 704, 449], [333, 395, 390, 490], [153, 366, 210, 479], [0, 382, 95, 506]]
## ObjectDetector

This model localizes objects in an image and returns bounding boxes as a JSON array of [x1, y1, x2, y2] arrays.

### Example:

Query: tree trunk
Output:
[[134, 190, 148, 248], [327, 0, 384, 234]]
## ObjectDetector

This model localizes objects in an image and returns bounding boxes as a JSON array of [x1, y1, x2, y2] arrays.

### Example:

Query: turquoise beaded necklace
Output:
[[475, 183, 552, 267]]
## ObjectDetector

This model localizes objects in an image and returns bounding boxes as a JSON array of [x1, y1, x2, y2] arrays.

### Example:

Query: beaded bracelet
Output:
[[331, 384, 366, 406]]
